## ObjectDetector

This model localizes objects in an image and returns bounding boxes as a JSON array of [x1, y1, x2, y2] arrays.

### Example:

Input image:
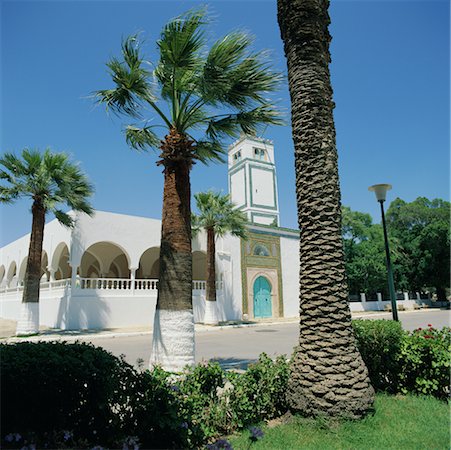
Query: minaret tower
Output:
[[228, 135, 280, 226]]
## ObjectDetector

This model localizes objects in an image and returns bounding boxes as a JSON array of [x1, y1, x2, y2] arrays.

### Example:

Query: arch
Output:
[[137, 247, 160, 279], [41, 251, 49, 281], [18, 257, 28, 283], [0, 265, 4, 285], [51, 242, 71, 280], [80, 242, 131, 278], [7, 261, 17, 282], [253, 243, 270, 256], [107, 253, 129, 278], [193, 251, 207, 280], [253, 276, 272, 318]]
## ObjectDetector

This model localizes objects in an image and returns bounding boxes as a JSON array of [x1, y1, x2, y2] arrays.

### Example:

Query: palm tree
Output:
[[277, 0, 375, 418], [192, 191, 248, 325], [94, 9, 282, 371], [0, 149, 94, 335]]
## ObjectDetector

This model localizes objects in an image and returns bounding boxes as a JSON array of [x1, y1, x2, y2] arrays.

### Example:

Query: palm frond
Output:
[[0, 148, 94, 220], [204, 115, 240, 141], [125, 125, 160, 151], [193, 140, 226, 165], [193, 190, 249, 238], [235, 105, 285, 135], [0, 152, 27, 176], [223, 52, 282, 108], [94, 36, 155, 118], [155, 8, 207, 123], [0, 185, 23, 204], [198, 30, 283, 109], [191, 212, 201, 237], [199, 32, 252, 105], [179, 102, 209, 131], [156, 8, 206, 73], [205, 105, 284, 141], [54, 209, 75, 228], [122, 34, 142, 70]]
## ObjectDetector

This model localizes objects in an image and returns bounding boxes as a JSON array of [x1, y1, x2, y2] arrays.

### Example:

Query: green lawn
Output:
[[230, 394, 450, 450]]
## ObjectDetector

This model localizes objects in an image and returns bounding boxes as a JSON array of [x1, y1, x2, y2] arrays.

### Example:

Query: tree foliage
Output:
[[0, 148, 94, 226], [192, 191, 248, 239], [342, 198, 450, 299], [386, 197, 450, 300], [94, 8, 283, 164], [342, 206, 403, 296]]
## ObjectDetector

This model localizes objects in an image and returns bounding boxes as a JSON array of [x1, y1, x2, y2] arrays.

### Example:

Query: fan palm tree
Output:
[[0, 149, 94, 335], [277, 0, 374, 418], [94, 9, 282, 371], [192, 191, 248, 325]]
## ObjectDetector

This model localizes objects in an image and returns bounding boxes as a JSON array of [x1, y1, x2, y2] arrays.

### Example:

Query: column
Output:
[[48, 268, 56, 292], [130, 267, 137, 293], [70, 265, 79, 290]]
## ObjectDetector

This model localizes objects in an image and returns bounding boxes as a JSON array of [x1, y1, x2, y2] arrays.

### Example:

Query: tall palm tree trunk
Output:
[[16, 200, 45, 335], [204, 227, 219, 325], [149, 130, 195, 371], [278, 0, 374, 418]]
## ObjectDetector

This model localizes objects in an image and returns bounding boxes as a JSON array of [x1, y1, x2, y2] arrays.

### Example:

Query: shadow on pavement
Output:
[[209, 357, 258, 371]]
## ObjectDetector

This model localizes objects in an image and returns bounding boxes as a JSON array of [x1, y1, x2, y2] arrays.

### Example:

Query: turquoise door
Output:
[[253, 276, 272, 318]]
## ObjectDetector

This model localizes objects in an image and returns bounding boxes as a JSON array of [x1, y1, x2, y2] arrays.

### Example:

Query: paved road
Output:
[[87, 309, 450, 369]]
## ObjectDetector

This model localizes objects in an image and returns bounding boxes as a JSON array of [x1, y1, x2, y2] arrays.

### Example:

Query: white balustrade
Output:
[[0, 277, 216, 294], [79, 278, 133, 290], [193, 280, 206, 290], [134, 279, 159, 290]]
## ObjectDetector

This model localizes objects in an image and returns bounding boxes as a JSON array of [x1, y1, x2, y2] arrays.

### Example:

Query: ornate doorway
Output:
[[253, 276, 272, 318]]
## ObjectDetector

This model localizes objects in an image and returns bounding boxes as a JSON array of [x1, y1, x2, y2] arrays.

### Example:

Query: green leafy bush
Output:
[[124, 366, 193, 449], [352, 319, 403, 392], [174, 355, 289, 441], [3, 324, 448, 449], [0, 342, 190, 449], [353, 320, 451, 400], [177, 361, 228, 440], [398, 325, 450, 400], [228, 354, 289, 427], [1, 341, 134, 448]]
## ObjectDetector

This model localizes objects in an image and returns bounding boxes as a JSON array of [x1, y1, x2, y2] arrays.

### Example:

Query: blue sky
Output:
[[1, 0, 449, 247]]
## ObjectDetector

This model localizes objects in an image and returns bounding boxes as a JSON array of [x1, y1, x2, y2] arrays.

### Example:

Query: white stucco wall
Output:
[[250, 167, 276, 208], [230, 169, 246, 208], [219, 234, 243, 321], [280, 234, 300, 318]]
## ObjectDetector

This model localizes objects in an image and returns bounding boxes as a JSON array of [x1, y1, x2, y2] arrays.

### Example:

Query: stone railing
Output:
[[0, 277, 223, 294]]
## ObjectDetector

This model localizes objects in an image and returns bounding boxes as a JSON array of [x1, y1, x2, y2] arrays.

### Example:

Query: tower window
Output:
[[253, 148, 266, 160], [233, 151, 242, 163], [253, 243, 270, 256]]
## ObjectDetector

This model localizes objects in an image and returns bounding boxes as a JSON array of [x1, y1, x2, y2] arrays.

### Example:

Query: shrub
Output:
[[353, 320, 451, 401], [227, 353, 290, 428], [0, 342, 190, 449], [1, 341, 136, 448], [398, 326, 450, 400], [176, 361, 229, 441], [352, 319, 403, 392], [175, 355, 289, 440], [124, 366, 193, 449]]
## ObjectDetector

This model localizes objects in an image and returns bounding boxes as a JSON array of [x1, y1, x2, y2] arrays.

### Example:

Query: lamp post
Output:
[[368, 184, 398, 321]]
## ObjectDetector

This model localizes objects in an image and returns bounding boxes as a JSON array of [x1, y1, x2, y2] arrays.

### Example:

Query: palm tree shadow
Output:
[[209, 357, 257, 371]]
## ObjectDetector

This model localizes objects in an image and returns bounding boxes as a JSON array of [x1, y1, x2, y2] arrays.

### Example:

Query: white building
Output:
[[0, 135, 421, 330], [0, 136, 301, 330]]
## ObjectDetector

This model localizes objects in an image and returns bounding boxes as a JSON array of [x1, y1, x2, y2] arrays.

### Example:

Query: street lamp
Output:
[[368, 183, 398, 321]]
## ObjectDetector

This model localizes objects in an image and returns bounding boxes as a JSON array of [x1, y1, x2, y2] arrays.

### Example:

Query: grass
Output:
[[229, 394, 450, 450]]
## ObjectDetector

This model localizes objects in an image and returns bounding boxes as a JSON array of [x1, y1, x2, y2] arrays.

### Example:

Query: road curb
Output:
[[0, 308, 445, 343]]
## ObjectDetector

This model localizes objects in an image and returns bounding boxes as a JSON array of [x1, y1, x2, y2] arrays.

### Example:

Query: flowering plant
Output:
[[399, 325, 451, 399]]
